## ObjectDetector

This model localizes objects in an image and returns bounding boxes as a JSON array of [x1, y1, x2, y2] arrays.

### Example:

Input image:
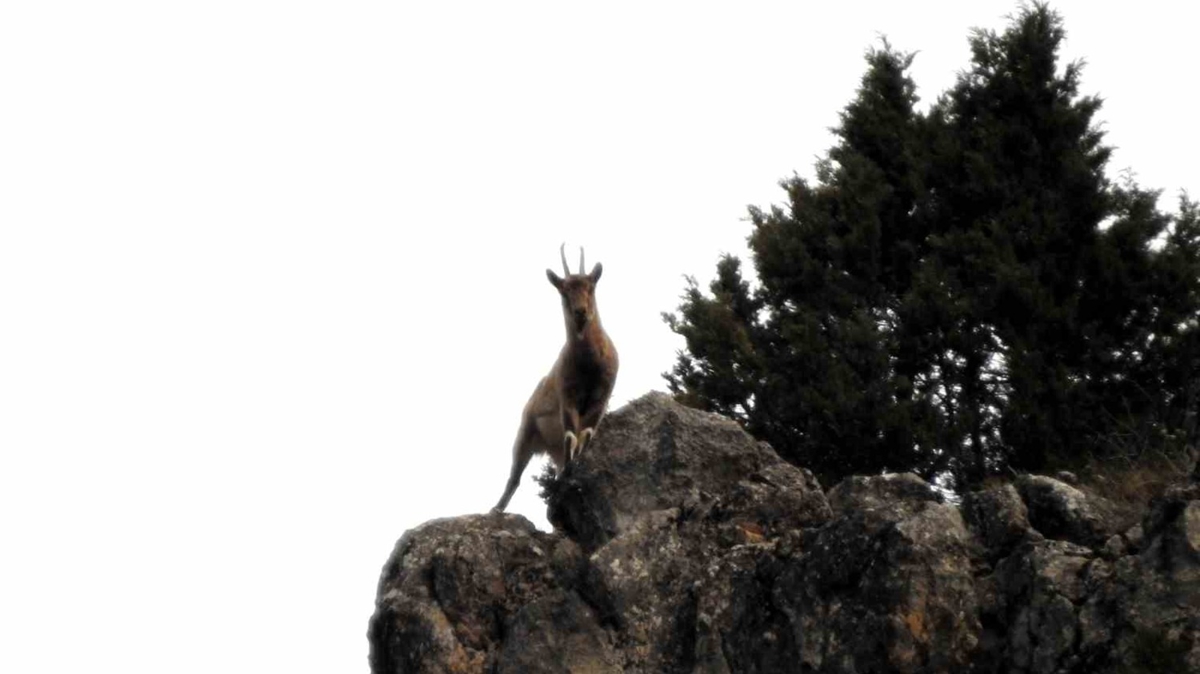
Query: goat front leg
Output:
[[561, 406, 581, 463], [576, 397, 611, 456]]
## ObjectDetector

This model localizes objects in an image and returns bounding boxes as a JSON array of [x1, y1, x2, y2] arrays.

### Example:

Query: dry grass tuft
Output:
[[1076, 449, 1195, 523]]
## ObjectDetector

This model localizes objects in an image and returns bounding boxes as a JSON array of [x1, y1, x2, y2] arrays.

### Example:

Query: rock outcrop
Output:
[[369, 393, 1200, 673]]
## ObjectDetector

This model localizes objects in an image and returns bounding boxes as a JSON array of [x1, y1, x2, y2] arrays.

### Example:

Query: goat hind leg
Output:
[[492, 425, 535, 513]]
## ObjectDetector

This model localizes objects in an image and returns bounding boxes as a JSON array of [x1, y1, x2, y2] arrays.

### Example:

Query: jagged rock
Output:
[[979, 539, 1094, 674], [1123, 523, 1145, 553], [977, 482, 1200, 674], [778, 474, 981, 673], [963, 483, 1041, 561], [496, 592, 621, 674], [652, 473, 982, 674], [1077, 483, 1200, 673], [1142, 484, 1200, 559], [369, 393, 1200, 674], [826, 472, 940, 514], [577, 507, 701, 672], [545, 392, 831, 552], [690, 544, 795, 674], [1016, 474, 1123, 548], [975, 483, 1200, 673], [1054, 470, 1080, 485], [543, 393, 833, 672], [368, 514, 618, 674], [1101, 534, 1127, 560]]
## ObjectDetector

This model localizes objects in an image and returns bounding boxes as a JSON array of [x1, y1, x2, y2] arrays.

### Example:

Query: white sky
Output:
[[2, 2, 1196, 672]]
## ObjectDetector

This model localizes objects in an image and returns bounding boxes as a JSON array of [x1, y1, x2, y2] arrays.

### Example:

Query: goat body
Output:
[[492, 247, 618, 513]]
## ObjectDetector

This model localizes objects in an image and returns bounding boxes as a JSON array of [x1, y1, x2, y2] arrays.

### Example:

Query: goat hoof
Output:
[[579, 428, 595, 452]]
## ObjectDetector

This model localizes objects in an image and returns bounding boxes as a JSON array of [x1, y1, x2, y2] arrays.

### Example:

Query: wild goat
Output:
[[492, 244, 619, 513]]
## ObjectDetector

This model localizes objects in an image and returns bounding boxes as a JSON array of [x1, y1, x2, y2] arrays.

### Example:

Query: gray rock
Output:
[[779, 474, 981, 673], [1076, 485, 1200, 673], [543, 392, 834, 672], [1123, 523, 1145, 552], [580, 507, 700, 672], [963, 483, 1039, 561], [496, 592, 621, 674], [1054, 470, 1080, 485], [368, 393, 1200, 674], [684, 472, 981, 674], [993, 484, 1200, 674], [545, 392, 831, 552], [981, 540, 1094, 674], [1101, 534, 1127, 560], [1016, 474, 1123, 548], [368, 513, 613, 674], [690, 544, 796, 674], [1142, 484, 1200, 564], [827, 472, 942, 514]]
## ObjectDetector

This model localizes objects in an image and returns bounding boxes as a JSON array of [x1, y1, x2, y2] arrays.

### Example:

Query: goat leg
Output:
[[492, 419, 536, 513], [561, 406, 581, 463], [578, 428, 594, 454]]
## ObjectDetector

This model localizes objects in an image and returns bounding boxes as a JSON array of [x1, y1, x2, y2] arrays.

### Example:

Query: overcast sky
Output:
[[2, 2, 1197, 672]]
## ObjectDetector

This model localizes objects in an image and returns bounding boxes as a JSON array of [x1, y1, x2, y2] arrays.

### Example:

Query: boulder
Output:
[[545, 392, 831, 552], [368, 514, 619, 674], [1016, 474, 1124, 548], [962, 483, 1040, 561]]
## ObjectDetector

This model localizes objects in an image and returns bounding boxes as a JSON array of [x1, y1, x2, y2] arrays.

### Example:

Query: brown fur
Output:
[[492, 252, 618, 513]]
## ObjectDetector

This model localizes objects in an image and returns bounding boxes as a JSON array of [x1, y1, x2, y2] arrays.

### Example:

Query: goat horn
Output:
[[579, 247, 585, 274], [560, 242, 571, 275]]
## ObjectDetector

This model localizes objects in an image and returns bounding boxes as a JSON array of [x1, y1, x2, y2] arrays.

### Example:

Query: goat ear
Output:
[[589, 262, 603, 284], [546, 269, 564, 290]]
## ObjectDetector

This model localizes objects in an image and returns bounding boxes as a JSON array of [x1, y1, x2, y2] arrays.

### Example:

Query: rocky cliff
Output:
[[368, 393, 1200, 673]]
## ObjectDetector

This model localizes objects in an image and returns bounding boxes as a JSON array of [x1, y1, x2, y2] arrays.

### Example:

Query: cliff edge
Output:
[[369, 392, 1200, 673]]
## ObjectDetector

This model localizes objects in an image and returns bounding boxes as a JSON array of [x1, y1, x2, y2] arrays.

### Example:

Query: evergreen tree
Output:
[[923, 4, 1114, 477], [1100, 194, 1200, 460], [665, 4, 1200, 487], [930, 6, 1196, 475], [666, 44, 937, 482]]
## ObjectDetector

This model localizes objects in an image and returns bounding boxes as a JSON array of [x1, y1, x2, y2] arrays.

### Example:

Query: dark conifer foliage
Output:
[[664, 5, 1200, 487]]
